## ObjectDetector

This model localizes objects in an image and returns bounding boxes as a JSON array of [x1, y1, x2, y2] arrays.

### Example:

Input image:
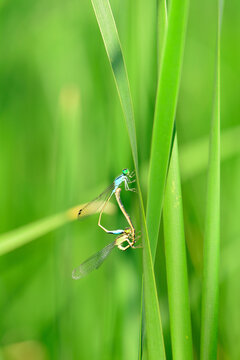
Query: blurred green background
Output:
[[0, 0, 239, 359]]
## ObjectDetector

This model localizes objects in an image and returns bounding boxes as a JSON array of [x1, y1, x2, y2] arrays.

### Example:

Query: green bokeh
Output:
[[0, 0, 239, 359]]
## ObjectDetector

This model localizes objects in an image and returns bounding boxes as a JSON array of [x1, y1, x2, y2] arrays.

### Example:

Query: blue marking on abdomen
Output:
[[110, 229, 125, 235]]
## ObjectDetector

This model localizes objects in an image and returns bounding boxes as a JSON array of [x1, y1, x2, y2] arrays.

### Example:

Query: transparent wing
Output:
[[78, 182, 115, 218], [72, 241, 116, 280]]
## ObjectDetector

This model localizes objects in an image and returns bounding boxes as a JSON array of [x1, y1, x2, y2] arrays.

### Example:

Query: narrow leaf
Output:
[[179, 125, 240, 181], [91, 0, 138, 170], [163, 136, 193, 359], [200, 2, 221, 359], [0, 203, 114, 256], [147, 0, 190, 258], [0, 211, 70, 256]]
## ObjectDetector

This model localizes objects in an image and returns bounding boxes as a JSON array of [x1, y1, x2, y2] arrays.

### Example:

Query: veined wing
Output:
[[72, 241, 116, 279], [78, 182, 115, 218]]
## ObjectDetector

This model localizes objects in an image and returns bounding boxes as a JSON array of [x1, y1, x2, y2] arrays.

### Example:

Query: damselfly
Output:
[[78, 169, 135, 235], [72, 228, 136, 280], [72, 187, 139, 279]]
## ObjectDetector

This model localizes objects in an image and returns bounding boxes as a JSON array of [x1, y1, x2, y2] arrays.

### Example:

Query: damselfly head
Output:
[[125, 227, 132, 235], [122, 168, 130, 176]]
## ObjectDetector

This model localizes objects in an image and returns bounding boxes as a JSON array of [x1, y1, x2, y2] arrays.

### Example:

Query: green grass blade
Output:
[[140, 203, 166, 360], [0, 210, 72, 256], [200, 2, 221, 359], [163, 136, 193, 359], [147, 0, 189, 258], [90, 0, 138, 170], [157, 0, 168, 69], [89, 1, 165, 358], [0, 203, 114, 256], [179, 125, 240, 181]]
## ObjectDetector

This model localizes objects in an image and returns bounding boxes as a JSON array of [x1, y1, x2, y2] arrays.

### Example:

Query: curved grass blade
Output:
[[90, 0, 138, 170], [200, 1, 222, 359], [147, 0, 190, 259], [163, 136, 193, 359], [89, 1, 165, 358]]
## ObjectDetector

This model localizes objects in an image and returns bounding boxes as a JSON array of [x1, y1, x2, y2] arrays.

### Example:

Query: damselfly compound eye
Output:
[[122, 168, 130, 176]]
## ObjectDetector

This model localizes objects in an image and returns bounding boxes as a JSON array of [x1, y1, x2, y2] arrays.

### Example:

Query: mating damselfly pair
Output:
[[72, 169, 140, 280]]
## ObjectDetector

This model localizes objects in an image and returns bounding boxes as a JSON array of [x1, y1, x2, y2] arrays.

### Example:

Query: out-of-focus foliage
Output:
[[0, 0, 239, 359]]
